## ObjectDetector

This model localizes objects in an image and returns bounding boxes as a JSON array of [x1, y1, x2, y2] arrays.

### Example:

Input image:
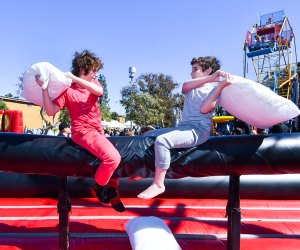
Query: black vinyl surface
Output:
[[1, 131, 300, 199], [1, 132, 300, 178]]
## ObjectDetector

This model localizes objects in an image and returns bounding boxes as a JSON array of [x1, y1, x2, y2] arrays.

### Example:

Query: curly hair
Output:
[[71, 50, 103, 76], [191, 56, 221, 75]]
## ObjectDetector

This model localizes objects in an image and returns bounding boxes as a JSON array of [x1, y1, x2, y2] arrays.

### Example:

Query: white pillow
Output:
[[22, 62, 72, 106], [125, 216, 181, 250], [219, 75, 300, 128]]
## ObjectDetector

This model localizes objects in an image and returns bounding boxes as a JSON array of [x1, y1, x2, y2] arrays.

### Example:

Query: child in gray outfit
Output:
[[138, 56, 232, 199]]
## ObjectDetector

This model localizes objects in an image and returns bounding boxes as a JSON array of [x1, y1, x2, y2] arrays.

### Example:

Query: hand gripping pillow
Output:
[[22, 62, 72, 106], [219, 75, 300, 128], [125, 216, 182, 250]]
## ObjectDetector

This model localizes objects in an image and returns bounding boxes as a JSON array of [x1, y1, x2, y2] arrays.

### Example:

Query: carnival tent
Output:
[[124, 120, 137, 128]]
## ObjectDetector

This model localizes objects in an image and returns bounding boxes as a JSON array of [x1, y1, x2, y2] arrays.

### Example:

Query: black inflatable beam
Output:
[[1, 132, 300, 178], [1, 132, 300, 250]]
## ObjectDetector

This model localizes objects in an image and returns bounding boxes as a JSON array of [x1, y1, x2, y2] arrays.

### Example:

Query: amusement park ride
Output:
[[214, 10, 299, 133], [244, 10, 299, 116]]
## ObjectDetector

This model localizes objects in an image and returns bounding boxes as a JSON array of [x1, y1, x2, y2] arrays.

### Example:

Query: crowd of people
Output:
[[212, 118, 295, 136], [55, 124, 156, 137], [60, 119, 294, 138], [102, 125, 157, 137]]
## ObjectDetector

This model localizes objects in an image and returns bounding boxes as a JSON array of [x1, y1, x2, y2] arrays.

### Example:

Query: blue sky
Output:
[[0, 0, 299, 115]]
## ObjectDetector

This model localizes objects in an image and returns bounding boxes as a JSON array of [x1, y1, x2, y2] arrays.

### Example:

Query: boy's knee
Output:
[[155, 135, 171, 149], [115, 153, 121, 166], [110, 151, 121, 168]]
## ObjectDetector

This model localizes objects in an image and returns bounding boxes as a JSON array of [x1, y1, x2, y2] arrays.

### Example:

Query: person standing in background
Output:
[[57, 122, 71, 137]]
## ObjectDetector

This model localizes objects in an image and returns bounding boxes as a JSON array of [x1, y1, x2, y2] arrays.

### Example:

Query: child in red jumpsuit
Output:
[[37, 50, 125, 212]]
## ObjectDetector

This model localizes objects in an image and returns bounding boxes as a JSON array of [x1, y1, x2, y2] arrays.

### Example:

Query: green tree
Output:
[[98, 74, 111, 121], [98, 75, 109, 106], [100, 103, 111, 121], [120, 73, 184, 127], [111, 111, 119, 120], [0, 99, 8, 110], [4, 93, 19, 99], [58, 107, 70, 124], [4, 93, 13, 98], [39, 107, 57, 135], [16, 75, 23, 97]]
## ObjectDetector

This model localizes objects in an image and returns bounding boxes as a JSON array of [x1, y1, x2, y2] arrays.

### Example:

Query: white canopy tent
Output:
[[101, 120, 110, 127], [109, 120, 126, 128], [102, 120, 126, 129], [124, 120, 137, 128]]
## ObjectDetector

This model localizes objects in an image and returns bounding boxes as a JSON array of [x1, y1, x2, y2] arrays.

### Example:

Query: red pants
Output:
[[72, 129, 121, 186]]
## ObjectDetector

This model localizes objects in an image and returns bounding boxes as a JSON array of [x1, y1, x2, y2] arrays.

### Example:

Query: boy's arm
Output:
[[182, 75, 213, 93], [65, 72, 103, 97], [35, 75, 61, 116], [42, 89, 61, 116], [200, 78, 231, 114], [182, 70, 227, 93]]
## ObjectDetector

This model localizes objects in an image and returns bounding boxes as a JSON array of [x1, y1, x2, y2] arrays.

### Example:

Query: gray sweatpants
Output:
[[145, 123, 210, 169]]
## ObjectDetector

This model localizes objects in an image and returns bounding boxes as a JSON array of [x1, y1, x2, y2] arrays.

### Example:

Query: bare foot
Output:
[[137, 183, 165, 199]]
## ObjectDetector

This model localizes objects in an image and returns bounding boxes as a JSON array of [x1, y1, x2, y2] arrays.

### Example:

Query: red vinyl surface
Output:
[[0, 198, 299, 249]]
